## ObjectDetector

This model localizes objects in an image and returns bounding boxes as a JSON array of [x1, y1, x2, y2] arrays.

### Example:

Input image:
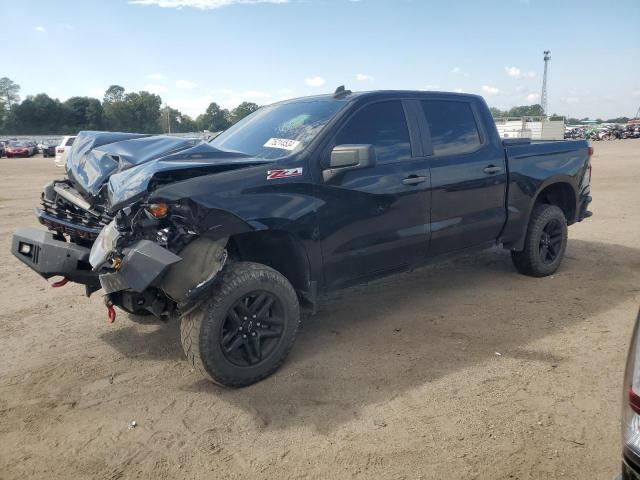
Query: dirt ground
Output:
[[0, 140, 638, 480]]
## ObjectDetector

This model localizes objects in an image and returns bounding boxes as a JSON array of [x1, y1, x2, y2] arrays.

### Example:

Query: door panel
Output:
[[419, 99, 507, 256], [317, 100, 431, 289]]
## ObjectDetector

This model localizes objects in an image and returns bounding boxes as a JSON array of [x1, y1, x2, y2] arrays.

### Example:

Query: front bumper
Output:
[[11, 227, 99, 287], [98, 240, 181, 295]]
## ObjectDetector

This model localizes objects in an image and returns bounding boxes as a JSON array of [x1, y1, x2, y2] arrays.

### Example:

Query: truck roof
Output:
[[274, 89, 484, 106]]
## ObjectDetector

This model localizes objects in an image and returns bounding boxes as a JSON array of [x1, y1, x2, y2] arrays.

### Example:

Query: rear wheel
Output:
[[511, 204, 568, 277], [180, 262, 300, 387]]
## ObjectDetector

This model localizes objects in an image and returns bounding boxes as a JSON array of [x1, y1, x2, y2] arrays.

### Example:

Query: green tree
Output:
[[63, 97, 104, 132], [0, 99, 6, 131], [103, 85, 125, 104], [196, 102, 231, 132], [0, 77, 20, 110], [160, 105, 198, 133], [5, 93, 64, 134], [605, 117, 630, 124], [103, 86, 162, 133], [489, 107, 507, 118], [230, 101, 259, 124], [507, 104, 544, 117]]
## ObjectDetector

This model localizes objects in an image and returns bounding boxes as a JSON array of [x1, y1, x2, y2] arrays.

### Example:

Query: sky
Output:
[[1, 0, 638, 119]]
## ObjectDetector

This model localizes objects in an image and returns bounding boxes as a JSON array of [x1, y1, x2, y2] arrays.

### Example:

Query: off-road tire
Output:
[[180, 262, 300, 387], [511, 204, 568, 277]]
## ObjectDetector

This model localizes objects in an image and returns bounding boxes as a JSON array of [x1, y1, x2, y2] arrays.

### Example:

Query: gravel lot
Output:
[[1, 141, 639, 479]]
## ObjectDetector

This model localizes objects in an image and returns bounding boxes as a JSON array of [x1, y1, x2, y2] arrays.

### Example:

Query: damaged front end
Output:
[[89, 201, 229, 318], [11, 131, 268, 321]]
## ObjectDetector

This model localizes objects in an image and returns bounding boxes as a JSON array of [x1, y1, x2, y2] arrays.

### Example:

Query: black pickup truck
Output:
[[12, 88, 593, 386]]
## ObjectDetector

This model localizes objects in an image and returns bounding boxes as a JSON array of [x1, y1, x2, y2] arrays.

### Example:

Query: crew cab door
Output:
[[317, 99, 431, 289], [418, 98, 507, 256]]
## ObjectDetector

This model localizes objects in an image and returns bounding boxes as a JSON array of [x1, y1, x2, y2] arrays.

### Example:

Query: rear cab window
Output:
[[65, 137, 75, 146], [334, 100, 411, 163], [421, 100, 482, 156]]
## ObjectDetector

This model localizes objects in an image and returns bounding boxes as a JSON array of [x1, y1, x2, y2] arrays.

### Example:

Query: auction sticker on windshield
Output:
[[264, 138, 301, 151]]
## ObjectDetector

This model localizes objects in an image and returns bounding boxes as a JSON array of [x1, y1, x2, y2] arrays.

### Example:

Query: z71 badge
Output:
[[267, 168, 303, 180]]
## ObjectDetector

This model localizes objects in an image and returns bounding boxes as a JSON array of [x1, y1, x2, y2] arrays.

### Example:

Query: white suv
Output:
[[54, 135, 76, 167]]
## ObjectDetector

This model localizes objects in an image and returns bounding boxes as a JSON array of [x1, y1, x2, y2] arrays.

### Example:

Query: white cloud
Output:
[[216, 89, 273, 109], [147, 73, 167, 80], [451, 66, 469, 77], [526, 93, 540, 102], [176, 79, 197, 89], [481, 85, 500, 95], [59, 23, 74, 31], [453, 88, 465, 93], [505, 66, 535, 79], [167, 95, 215, 116], [129, 0, 289, 9], [143, 83, 169, 94], [356, 73, 373, 82], [88, 87, 106, 98], [305, 76, 326, 87], [560, 96, 580, 104], [35, 26, 46, 32]]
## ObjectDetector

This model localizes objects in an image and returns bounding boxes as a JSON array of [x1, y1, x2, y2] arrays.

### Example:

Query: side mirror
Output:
[[323, 144, 376, 182]]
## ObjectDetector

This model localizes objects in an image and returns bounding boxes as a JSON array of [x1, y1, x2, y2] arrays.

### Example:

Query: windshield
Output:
[[9, 141, 25, 147], [211, 99, 345, 159]]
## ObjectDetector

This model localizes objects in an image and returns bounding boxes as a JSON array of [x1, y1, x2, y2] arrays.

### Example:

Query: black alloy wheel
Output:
[[538, 218, 563, 265], [220, 291, 284, 367]]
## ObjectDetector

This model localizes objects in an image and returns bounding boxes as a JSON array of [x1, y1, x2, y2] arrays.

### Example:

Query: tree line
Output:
[[0, 76, 632, 135], [488, 104, 631, 124], [0, 77, 259, 135]]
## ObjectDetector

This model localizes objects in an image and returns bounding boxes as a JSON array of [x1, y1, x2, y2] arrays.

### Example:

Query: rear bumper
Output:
[[11, 227, 99, 287]]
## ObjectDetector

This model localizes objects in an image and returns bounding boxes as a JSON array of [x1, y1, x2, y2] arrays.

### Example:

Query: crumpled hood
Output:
[[65, 131, 271, 211]]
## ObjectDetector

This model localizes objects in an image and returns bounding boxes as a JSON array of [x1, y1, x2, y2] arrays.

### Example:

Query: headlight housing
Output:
[[89, 220, 121, 270]]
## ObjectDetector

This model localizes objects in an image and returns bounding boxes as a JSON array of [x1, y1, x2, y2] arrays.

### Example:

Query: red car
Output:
[[5, 141, 32, 158]]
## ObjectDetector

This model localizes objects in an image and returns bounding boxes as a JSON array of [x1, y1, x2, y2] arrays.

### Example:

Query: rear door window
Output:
[[335, 100, 412, 163], [421, 100, 481, 156]]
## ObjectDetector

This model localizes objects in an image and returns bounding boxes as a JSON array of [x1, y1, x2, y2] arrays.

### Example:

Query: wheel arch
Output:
[[227, 229, 315, 305], [533, 180, 577, 225]]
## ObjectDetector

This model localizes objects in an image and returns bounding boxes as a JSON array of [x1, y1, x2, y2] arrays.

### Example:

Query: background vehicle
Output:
[[11, 89, 593, 387], [42, 143, 56, 158], [26, 141, 37, 155], [5, 141, 32, 158], [619, 310, 640, 480], [0, 141, 5, 157], [54, 135, 76, 167]]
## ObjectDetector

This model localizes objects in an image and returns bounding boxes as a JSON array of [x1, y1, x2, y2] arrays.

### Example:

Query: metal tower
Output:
[[540, 50, 551, 115]]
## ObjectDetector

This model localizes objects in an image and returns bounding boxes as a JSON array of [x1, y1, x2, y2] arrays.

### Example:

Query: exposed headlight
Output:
[[89, 220, 121, 270]]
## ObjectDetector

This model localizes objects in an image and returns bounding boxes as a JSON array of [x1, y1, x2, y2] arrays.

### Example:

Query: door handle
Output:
[[402, 175, 428, 186], [483, 165, 503, 175]]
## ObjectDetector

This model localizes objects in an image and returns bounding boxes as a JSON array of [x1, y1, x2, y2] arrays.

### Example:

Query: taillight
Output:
[[622, 310, 640, 456], [588, 146, 594, 157], [56, 147, 64, 153]]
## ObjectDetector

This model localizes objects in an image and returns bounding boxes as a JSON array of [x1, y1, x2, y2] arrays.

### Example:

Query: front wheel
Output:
[[511, 204, 568, 277], [180, 262, 300, 387]]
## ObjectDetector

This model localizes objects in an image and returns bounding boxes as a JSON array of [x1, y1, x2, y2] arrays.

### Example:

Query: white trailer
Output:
[[495, 116, 565, 140]]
